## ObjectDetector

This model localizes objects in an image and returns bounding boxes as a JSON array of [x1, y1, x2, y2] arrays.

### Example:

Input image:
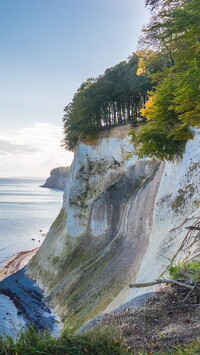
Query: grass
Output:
[[0, 326, 130, 355], [139, 339, 200, 354], [148, 339, 200, 354], [168, 340, 200, 354], [0, 327, 199, 354]]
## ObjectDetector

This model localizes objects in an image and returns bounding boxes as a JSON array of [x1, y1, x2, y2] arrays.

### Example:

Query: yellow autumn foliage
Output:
[[140, 96, 155, 119]]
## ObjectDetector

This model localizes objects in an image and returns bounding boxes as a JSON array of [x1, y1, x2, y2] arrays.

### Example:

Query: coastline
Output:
[[0, 177, 63, 333], [0, 247, 60, 333], [0, 267, 57, 332], [0, 248, 39, 281]]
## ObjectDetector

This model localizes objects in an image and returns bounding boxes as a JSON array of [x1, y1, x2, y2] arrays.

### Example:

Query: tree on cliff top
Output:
[[63, 0, 199, 158], [62, 55, 151, 151], [131, 0, 200, 160]]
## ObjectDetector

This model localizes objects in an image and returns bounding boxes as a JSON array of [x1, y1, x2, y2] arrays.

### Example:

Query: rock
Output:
[[0, 268, 57, 331], [41, 167, 69, 190]]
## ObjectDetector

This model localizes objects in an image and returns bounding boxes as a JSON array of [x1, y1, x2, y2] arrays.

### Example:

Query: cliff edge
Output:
[[28, 125, 200, 331]]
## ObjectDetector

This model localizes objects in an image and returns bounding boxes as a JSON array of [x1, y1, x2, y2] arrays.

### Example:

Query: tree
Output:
[[131, 0, 199, 160], [63, 54, 151, 151]]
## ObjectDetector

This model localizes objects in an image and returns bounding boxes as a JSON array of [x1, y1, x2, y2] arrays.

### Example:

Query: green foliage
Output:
[[63, 0, 199, 158], [169, 261, 200, 283], [0, 326, 129, 355], [0, 326, 199, 354], [63, 55, 152, 151], [131, 0, 199, 160], [131, 125, 190, 160]]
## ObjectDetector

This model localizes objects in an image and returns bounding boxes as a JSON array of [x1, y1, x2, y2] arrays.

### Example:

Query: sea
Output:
[[0, 178, 63, 336]]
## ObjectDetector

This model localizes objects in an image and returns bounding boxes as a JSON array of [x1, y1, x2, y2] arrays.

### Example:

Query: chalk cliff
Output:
[[41, 167, 69, 190], [28, 125, 200, 330]]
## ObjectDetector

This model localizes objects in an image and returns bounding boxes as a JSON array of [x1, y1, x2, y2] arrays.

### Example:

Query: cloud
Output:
[[0, 140, 37, 155], [0, 122, 74, 177]]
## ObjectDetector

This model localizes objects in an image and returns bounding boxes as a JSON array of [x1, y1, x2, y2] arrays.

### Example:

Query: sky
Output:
[[0, 0, 150, 177]]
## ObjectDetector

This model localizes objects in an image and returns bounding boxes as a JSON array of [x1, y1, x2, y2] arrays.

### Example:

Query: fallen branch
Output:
[[185, 226, 200, 231], [129, 279, 194, 290]]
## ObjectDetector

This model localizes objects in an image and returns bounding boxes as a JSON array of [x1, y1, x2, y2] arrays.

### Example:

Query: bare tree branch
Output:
[[129, 279, 194, 290]]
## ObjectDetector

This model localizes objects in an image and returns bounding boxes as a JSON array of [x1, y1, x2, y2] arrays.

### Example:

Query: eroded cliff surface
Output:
[[28, 126, 200, 330]]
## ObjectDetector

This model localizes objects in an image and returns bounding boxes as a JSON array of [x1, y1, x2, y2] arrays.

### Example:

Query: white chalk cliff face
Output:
[[28, 125, 200, 330]]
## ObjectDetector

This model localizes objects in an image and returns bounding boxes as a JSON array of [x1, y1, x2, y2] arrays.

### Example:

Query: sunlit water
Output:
[[0, 178, 63, 336]]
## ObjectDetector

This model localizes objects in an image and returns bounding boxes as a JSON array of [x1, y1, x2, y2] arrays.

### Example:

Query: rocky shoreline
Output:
[[0, 249, 60, 333]]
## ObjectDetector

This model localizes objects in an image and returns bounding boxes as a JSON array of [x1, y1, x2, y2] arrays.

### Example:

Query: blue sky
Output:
[[0, 0, 150, 176]]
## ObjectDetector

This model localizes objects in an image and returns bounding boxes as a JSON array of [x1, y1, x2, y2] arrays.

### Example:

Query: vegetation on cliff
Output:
[[63, 55, 151, 150], [0, 327, 128, 355], [0, 262, 199, 354], [131, 0, 200, 160], [63, 0, 200, 159]]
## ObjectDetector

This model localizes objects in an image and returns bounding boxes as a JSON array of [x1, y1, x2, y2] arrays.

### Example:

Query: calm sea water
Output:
[[0, 178, 63, 335], [0, 178, 63, 264]]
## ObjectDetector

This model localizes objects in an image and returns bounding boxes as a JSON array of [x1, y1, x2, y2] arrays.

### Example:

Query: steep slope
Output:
[[41, 167, 69, 190], [28, 125, 200, 330]]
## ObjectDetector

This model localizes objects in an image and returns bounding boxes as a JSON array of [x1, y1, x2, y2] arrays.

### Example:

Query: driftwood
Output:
[[129, 279, 194, 290]]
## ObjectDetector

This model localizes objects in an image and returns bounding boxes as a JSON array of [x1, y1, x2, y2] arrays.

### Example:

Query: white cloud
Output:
[[0, 140, 37, 155], [0, 122, 74, 177]]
